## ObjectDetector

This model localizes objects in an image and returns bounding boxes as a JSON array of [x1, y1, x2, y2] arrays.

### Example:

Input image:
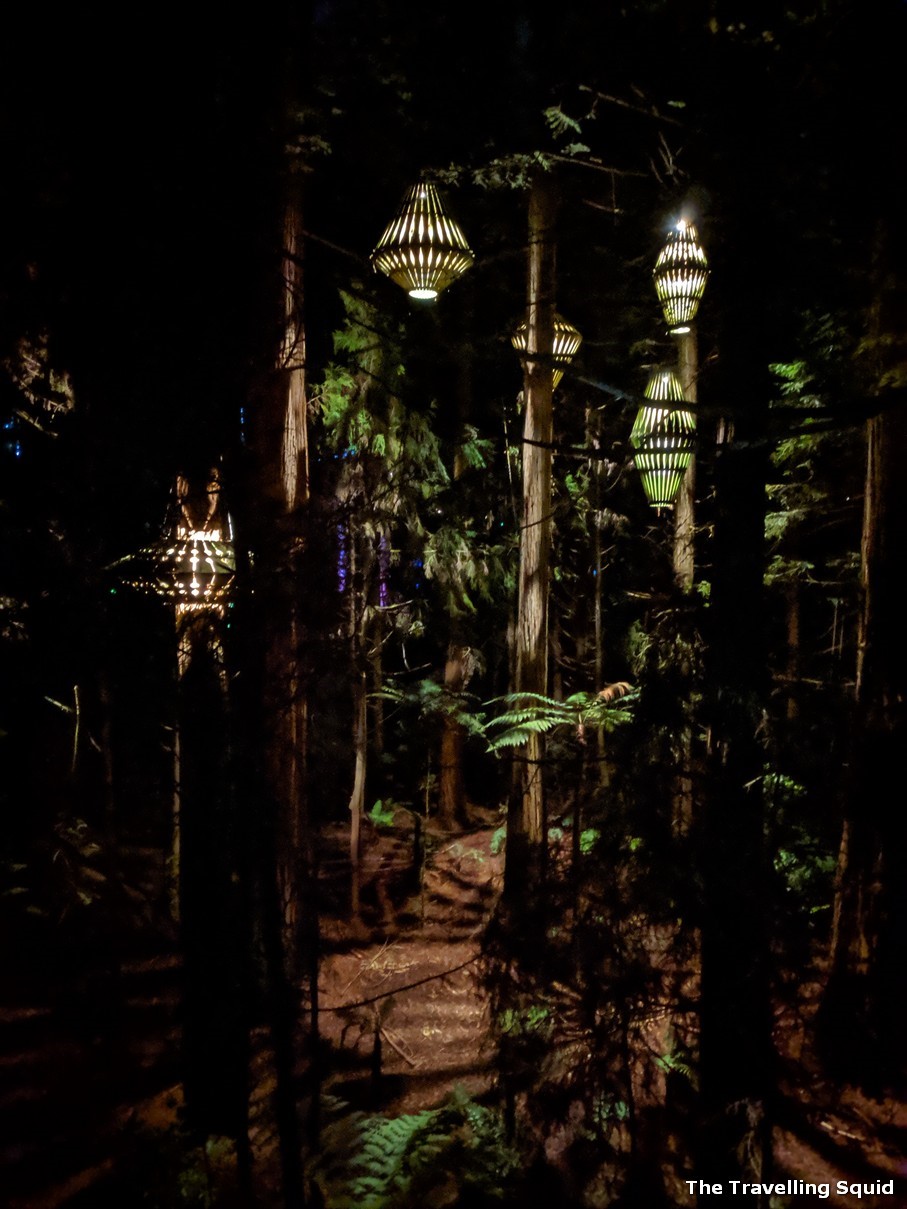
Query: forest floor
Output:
[[2, 817, 907, 1207], [314, 810, 503, 1115]]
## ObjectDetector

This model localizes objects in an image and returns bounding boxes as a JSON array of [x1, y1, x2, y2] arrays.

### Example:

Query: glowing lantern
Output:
[[511, 313, 582, 389], [653, 220, 709, 329], [371, 180, 474, 300], [630, 370, 696, 509], [116, 531, 235, 606], [113, 473, 235, 609]]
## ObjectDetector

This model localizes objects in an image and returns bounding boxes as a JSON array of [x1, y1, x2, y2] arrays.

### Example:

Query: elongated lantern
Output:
[[371, 180, 474, 300], [630, 370, 696, 509], [653, 220, 709, 329], [511, 313, 582, 389]]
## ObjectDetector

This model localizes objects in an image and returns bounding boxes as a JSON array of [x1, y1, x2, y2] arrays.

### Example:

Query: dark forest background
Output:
[[2, 3, 906, 1207]]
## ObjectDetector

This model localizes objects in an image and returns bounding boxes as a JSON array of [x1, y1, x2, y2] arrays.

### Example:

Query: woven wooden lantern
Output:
[[630, 370, 696, 509], [511, 313, 582, 389], [653, 220, 709, 329], [371, 180, 474, 300]]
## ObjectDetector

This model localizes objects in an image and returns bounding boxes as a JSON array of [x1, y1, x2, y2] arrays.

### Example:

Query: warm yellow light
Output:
[[630, 370, 696, 509], [371, 180, 474, 300], [511, 313, 583, 389], [653, 222, 709, 327], [116, 536, 236, 604]]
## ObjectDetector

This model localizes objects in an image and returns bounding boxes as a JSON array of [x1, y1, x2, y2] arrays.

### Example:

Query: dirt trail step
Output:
[[317, 826, 503, 1115]]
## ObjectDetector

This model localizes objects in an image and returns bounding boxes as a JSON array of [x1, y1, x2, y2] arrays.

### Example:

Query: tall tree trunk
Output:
[[673, 327, 699, 833], [823, 217, 907, 1081], [438, 644, 470, 829], [267, 185, 309, 968], [673, 327, 698, 591], [437, 332, 475, 830], [505, 172, 557, 900], [349, 670, 367, 920], [698, 216, 773, 1203], [231, 96, 311, 1209], [179, 620, 249, 1142]]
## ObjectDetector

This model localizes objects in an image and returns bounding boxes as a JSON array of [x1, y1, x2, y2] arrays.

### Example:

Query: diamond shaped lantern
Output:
[[630, 370, 696, 509], [653, 220, 709, 329], [371, 180, 474, 300], [113, 474, 235, 609], [115, 531, 235, 607], [511, 313, 582, 390]]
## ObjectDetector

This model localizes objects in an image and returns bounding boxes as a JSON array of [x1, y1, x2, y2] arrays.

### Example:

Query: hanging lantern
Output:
[[630, 370, 696, 509], [115, 531, 236, 606], [113, 474, 236, 608], [653, 219, 709, 329], [371, 180, 474, 300], [511, 313, 582, 389]]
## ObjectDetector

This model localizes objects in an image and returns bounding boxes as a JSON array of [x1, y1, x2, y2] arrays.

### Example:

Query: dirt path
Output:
[[316, 823, 503, 1115]]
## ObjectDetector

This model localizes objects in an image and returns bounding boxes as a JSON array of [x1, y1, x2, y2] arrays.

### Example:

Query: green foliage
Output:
[[1, 815, 148, 928], [369, 799, 398, 828], [422, 524, 511, 618], [543, 105, 583, 137], [118, 1124, 237, 1209], [765, 770, 836, 918], [312, 1090, 520, 1209], [460, 152, 554, 192], [374, 678, 487, 741], [579, 828, 600, 855], [498, 1004, 552, 1038], [482, 687, 635, 754], [774, 838, 836, 913], [765, 316, 862, 582], [654, 1038, 699, 1090], [490, 825, 507, 856]]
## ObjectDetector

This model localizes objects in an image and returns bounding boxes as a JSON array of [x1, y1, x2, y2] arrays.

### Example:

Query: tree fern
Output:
[[311, 1092, 519, 1209], [482, 686, 635, 754]]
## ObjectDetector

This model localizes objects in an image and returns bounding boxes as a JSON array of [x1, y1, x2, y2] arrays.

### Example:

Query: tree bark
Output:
[[437, 321, 476, 830], [438, 644, 471, 830], [673, 327, 698, 592], [505, 172, 557, 900], [823, 217, 907, 1080], [698, 217, 773, 1202]]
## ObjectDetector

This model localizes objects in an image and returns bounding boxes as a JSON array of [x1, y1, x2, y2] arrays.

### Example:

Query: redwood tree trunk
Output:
[[673, 326, 698, 592], [438, 644, 470, 830], [506, 172, 557, 900], [698, 210, 773, 1201], [823, 217, 907, 1080]]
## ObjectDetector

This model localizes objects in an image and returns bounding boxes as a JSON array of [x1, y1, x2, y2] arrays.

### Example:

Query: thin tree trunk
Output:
[[784, 582, 800, 722], [673, 327, 698, 591], [438, 327, 475, 829], [506, 171, 557, 900], [349, 671, 367, 919], [438, 644, 470, 829], [698, 213, 772, 1203], [672, 328, 698, 834]]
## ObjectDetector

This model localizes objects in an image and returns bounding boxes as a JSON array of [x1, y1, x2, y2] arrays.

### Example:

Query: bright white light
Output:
[[408, 288, 438, 300], [671, 325, 691, 335], [675, 218, 688, 232]]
